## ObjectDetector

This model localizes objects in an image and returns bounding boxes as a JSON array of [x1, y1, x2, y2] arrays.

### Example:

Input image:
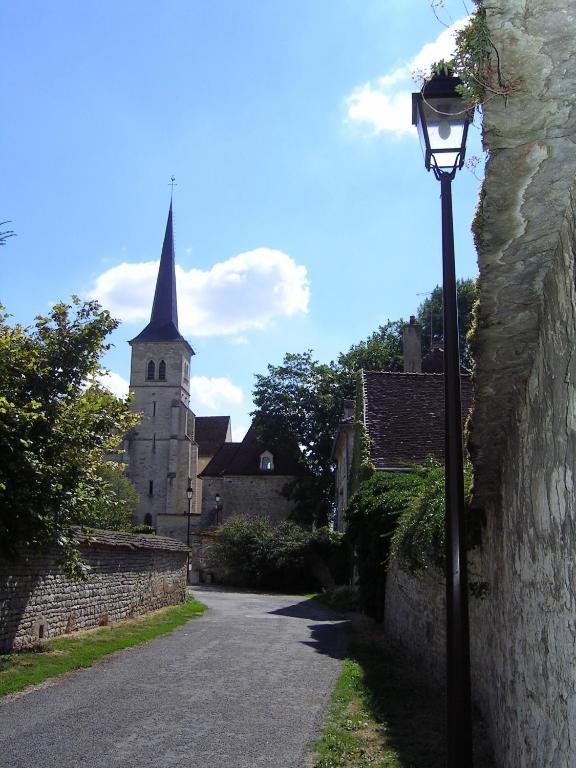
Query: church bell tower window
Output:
[[147, 360, 155, 380], [158, 360, 166, 380]]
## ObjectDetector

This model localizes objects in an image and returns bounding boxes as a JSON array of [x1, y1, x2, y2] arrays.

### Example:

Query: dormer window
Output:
[[158, 360, 166, 380], [146, 360, 155, 380], [259, 451, 274, 471]]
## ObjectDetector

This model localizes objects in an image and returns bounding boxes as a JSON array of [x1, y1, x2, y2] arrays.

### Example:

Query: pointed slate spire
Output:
[[131, 201, 186, 344]]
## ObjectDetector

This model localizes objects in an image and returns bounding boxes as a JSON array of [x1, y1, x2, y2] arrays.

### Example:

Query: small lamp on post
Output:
[[186, 483, 194, 583], [215, 493, 223, 526], [412, 72, 474, 768]]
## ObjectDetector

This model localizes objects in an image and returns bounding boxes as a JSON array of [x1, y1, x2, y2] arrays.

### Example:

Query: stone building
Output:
[[332, 318, 472, 530], [198, 424, 308, 527]]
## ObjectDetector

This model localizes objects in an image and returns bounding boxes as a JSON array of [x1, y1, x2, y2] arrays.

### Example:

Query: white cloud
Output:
[[345, 17, 469, 137], [96, 371, 130, 398], [188, 376, 243, 413], [90, 247, 310, 337]]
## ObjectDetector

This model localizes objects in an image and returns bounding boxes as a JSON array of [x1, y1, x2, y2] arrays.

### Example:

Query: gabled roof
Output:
[[130, 202, 193, 351], [199, 424, 307, 477], [195, 416, 232, 457], [362, 371, 473, 469]]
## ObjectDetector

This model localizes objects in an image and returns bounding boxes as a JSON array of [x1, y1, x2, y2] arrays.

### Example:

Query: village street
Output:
[[0, 588, 347, 768]]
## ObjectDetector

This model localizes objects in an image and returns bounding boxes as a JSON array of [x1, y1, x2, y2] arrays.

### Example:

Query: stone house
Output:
[[198, 423, 308, 528], [332, 317, 473, 530]]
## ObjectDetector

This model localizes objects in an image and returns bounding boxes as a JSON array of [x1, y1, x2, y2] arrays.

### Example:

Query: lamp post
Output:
[[412, 72, 473, 768], [186, 483, 194, 583], [215, 493, 223, 526]]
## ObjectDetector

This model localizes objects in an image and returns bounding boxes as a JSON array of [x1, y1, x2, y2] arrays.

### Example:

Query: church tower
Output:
[[127, 201, 198, 538]]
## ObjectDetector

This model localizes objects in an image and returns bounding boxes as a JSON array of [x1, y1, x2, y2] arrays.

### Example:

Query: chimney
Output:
[[402, 315, 422, 372]]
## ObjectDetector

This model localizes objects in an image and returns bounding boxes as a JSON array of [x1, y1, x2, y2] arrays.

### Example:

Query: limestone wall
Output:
[[0, 530, 189, 652], [199, 476, 296, 527], [385, 208, 576, 764]]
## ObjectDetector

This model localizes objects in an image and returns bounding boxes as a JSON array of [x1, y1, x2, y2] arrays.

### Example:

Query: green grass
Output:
[[0, 595, 207, 696], [310, 618, 494, 768]]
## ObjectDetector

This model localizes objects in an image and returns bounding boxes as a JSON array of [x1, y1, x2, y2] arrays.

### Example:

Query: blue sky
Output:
[[1, 0, 482, 440]]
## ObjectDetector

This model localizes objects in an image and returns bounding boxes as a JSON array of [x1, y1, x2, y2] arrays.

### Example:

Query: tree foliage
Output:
[[345, 471, 422, 620], [205, 514, 347, 592], [390, 457, 473, 573], [338, 320, 404, 378], [416, 278, 477, 367], [0, 298, 139, 571]]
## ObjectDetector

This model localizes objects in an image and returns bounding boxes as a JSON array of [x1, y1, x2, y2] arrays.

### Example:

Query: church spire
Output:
[[131, 201, 186, 344]]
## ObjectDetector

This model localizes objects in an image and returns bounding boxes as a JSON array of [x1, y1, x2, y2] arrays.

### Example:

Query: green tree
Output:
[[416, 278, 477, 366], [252, 351, 344, 526], [85, 462, 139, 531], [338, 320, 404, 378], [0, 298, 139, 572]]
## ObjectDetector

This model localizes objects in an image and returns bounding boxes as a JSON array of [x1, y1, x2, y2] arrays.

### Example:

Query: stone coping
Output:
[[73, 527, 190, 553]]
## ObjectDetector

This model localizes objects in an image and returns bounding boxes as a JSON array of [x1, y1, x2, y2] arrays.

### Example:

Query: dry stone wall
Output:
[[0, 530, 188, 652]]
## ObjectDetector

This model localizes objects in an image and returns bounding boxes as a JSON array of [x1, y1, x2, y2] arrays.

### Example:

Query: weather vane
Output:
[[169, 175, 177, 198]]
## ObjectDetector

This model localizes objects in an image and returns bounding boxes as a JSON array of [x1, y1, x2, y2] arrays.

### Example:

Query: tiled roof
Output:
[[195, 416, 232, 457], [200, 424, 307, 477], [363, 371, 473, 469], [199, 442, 241, 476]]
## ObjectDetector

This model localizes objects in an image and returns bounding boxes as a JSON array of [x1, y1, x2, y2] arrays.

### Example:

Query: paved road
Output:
[[0, 588, 348, 768]]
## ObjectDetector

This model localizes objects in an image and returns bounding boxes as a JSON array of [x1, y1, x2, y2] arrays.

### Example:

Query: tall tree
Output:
[[0, 298, 139, 572], [252, 351, 344, 526], [338, 320, 404, 379], [416, 278, 477, 366]]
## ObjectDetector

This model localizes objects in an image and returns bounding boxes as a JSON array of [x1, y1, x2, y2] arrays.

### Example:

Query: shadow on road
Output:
[[268, 598, 349, 660], [268, 597, 342, 622]]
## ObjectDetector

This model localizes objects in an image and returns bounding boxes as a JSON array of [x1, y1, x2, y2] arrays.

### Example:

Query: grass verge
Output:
[[0, 595, 207, 697], [310, 617, 494, 768]]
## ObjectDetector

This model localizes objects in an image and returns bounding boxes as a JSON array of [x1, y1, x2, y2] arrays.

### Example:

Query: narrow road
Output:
[[0, 588, 347, 768]]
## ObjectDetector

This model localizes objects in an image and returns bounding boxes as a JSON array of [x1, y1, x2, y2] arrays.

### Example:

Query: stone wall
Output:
[[385, 208, 576, 766], [199, 475, 296, 527], [0, 530, 189, 652]]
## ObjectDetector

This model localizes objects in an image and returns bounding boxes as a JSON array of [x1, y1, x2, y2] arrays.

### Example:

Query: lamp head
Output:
[[186, 485, 194, 500], [412, 72, 472, 174]]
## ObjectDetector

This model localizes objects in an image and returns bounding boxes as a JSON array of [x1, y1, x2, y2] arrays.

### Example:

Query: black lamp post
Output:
[[412, 72, 473, 768], [186, 483, 194, 583], [215, 493, 223, 526]]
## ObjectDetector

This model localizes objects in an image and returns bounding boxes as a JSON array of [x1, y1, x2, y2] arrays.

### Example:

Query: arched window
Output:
[[158, 360, 166, 380], [146, 360, 155, 380], [144, 513, 153, 526], [260, 451, 274, 471]]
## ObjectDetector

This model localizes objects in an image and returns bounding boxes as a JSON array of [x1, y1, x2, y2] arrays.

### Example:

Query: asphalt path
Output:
[[0, 588, 348, 768]]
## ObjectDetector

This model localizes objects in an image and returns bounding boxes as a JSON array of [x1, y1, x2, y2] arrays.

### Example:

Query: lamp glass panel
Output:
[[421, 96, 466, 168]]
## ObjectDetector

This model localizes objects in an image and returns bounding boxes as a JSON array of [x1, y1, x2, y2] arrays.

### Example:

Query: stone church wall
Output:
[[0, 530, 188, 652]]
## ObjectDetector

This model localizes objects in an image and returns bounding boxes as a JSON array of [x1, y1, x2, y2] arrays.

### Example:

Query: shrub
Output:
[[205, 515, 348, 592], [390, 458, 473, 573], [345, 471, 422, 620]]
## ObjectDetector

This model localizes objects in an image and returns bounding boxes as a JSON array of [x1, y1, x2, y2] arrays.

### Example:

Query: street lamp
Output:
[[215, 493, 223, 526], [186, 483, 194, 583], [412, 72, 473, 768]]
